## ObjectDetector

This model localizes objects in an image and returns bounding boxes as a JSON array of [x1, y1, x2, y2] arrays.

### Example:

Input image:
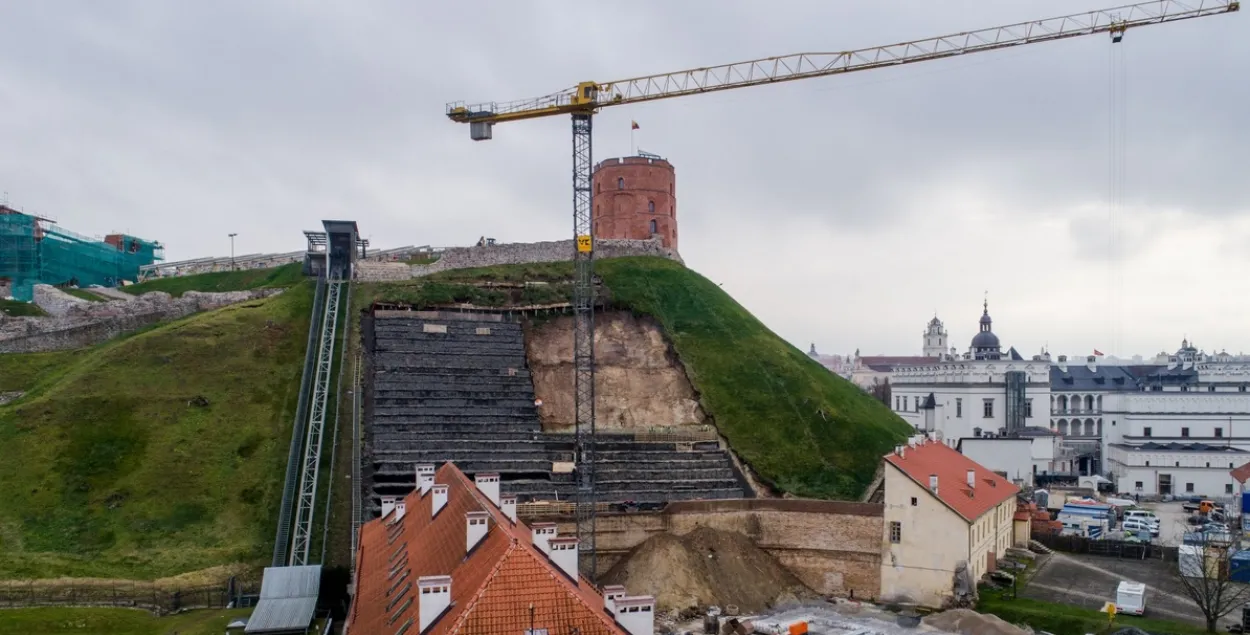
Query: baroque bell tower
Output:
[[923, 315, 947, 358]]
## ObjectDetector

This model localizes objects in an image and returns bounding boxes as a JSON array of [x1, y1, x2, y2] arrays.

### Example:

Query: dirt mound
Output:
[[923, 608, 1032, 635], [602, 526, 815, 612]]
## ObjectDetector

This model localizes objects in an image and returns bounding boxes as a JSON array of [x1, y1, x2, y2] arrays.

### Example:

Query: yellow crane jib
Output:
[[446, 0, 1237, 142]]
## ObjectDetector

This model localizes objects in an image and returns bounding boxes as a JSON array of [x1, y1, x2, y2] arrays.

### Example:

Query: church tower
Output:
[[923, 316, 947, 357]]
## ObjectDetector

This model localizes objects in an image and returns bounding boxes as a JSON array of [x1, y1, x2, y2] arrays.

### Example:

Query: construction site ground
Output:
[[1022, 551, 1206, 626]]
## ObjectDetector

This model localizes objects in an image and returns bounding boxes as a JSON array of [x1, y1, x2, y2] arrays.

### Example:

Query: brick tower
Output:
[[591, 154, 678, 251]]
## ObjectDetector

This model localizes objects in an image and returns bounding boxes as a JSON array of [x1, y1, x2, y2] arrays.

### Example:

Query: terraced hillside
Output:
[[0, 283, 312, 579], [364, 256, 910, 500]]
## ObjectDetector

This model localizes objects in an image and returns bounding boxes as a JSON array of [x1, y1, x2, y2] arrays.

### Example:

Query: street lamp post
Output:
[[228, 233, 238, 271]]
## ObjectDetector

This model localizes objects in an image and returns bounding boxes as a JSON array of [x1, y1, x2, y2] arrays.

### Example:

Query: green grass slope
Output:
[[366, 256, 909, 499], [0, 283, 312, 579], [122, 262, 304, 298], [596, 257, 909, 498], [1, 298, 47, 317]]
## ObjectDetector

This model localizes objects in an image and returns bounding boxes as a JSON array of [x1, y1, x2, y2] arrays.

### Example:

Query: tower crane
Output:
[[447, 0, 1238, 579]]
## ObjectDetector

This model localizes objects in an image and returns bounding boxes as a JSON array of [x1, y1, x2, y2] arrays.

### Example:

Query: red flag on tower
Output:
[[631, 121, 640, 130], [1093, 349, 1104, 356]]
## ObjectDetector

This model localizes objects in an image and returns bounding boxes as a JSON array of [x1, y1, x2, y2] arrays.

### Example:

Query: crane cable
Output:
[[1108, 40, 1128, 357]]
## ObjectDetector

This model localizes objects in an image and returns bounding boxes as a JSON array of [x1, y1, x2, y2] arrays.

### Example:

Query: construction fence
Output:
[[1031, 531, 1178, 561], [0, 578, 259, 615]]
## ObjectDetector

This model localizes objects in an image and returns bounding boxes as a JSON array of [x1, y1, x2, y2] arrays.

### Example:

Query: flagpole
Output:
[[631, 128, 635, 155]]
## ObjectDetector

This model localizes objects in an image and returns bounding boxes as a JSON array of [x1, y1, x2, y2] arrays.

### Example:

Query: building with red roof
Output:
[[878, 435, 1021, 608], [345, 463, 652, 635]]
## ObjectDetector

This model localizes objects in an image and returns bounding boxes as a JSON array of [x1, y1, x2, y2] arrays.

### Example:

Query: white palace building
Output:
[[882, 304, 1250, 500]]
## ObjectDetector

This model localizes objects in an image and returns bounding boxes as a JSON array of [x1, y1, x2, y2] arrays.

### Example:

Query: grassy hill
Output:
[[0, 283, 312, 579], [597, 257, 908, 498], [0, 254, 905, 581], [122, 262, 304, 298], [371, 256, 910, 499]]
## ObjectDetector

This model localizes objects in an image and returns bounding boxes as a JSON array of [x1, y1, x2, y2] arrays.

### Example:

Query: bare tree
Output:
[[869, 378, 891, 406], [1174, 535, 1250, 632]]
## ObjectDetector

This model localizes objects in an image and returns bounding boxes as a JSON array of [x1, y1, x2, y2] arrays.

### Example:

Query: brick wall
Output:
[[410, 237, 680, 278], [553, 499, 884, 598], [592, 157, 679, 251]]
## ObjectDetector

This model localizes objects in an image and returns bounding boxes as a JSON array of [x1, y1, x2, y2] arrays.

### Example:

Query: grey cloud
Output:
[[0, 0, 1246, 355]]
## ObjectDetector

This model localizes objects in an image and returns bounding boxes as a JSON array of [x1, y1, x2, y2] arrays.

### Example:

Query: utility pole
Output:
[[228, 233, 238, 271]]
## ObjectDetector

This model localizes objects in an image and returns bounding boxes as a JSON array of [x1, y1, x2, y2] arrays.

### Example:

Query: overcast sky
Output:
[[2, 1, 1247, 359]]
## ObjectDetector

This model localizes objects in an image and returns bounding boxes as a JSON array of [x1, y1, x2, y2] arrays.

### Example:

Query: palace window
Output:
[[889, 521, 902, 544], [956, 398, 963, 418], [983, 399, 994, 418]]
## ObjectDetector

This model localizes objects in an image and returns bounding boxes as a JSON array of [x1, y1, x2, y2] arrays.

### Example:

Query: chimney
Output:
[[613, 596, 657, 635], [531, 522, 557, 554], [466, 511, 490, 552], [501, 496, 518, 523], [1087, 355, 1097, 372], [475, 473, 501, 507], [908, 436, 918, 448], [894, 445, 905, 458], [1057, 355, 1068, 373], [548, 536, 579, 581], [929, 475, 939, 495], [967, 469, 976, 489], [394, 500, 407, 520], [416, 464, 435, 495], [417, 576, 452, 633], [603, 585, 627, 613], [381, 496, 397, 518], [432, 484, 448, 518]]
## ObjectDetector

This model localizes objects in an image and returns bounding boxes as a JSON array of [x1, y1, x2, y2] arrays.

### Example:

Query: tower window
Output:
[[617, 177, 624, 190], [648, 201, 655, 214], [649, 219, 657, 234]]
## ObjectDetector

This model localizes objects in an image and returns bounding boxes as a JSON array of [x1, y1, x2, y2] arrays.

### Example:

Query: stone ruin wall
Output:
[[408, 237, 680, 278], [0, 285, 284, 353]]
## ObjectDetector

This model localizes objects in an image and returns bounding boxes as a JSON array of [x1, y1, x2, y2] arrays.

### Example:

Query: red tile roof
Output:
[[1231, 462, 1250, 484], [884, 439, 1021, 522], [346, 463, 628, 635]]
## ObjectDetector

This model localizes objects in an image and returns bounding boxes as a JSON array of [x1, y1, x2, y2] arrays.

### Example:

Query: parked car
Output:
[[1123, 518, 1160, 536]]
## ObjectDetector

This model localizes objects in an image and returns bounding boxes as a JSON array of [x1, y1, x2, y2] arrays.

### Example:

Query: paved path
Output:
[[1022, 552, 1207, 626]]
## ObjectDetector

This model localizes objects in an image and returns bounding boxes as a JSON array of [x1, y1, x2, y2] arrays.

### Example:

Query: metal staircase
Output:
[[289, 276, 346, 566], [271, 275, 327, 567]]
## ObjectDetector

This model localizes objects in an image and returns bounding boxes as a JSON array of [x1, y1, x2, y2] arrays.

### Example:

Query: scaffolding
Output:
[[0, 206, 164, 301]]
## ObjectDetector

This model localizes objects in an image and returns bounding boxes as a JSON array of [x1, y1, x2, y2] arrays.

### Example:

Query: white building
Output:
[[1106, 442, 1247, 498], [957, 435, 1058, 488], [890, 302, 1052, 443], [879, 436, 1020, 608]]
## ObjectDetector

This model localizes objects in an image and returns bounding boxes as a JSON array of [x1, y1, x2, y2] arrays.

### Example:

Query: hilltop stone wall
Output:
[[409, 237, 680, 278], [0, 286, 284, 353]]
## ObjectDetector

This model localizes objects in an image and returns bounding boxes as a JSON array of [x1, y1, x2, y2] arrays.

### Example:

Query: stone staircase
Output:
[[363, 314, 747, 516]]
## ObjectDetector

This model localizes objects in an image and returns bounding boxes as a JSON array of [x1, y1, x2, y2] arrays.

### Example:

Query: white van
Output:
[[1116, 581, 1146, 616], [1125, 510, 1159, 523]]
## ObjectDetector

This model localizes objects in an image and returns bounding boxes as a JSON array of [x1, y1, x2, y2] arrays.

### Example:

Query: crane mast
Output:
[[446, 0, 1238, 581]]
